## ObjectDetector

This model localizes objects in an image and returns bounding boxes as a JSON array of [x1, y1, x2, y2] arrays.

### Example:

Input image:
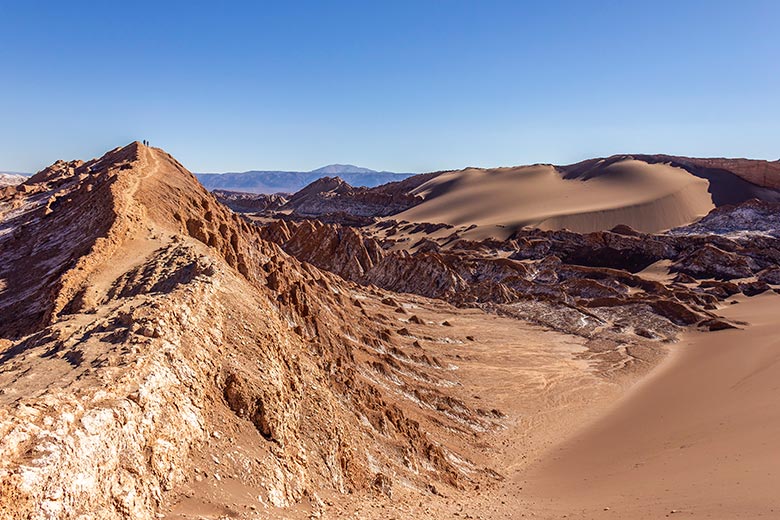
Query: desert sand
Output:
[[394, 159, 715, 238], [316, 293, 780, 520], [518, 291, 780, 518]]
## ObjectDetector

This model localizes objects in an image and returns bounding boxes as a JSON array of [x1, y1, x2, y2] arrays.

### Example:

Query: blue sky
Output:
[[1, 0, 778, 173]]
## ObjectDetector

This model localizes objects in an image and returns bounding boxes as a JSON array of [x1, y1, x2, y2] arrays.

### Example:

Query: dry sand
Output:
[[312, 292, 780, 520], [394, 159, 715, 238], [518, 292, 780, 519], [281, 298, 623, 520]]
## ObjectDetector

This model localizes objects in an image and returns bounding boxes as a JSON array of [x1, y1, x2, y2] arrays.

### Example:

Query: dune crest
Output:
[[395, 159, 715, 237]]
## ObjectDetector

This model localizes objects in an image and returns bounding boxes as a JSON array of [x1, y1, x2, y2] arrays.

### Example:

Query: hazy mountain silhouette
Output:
[[196, 164, 414, 194]]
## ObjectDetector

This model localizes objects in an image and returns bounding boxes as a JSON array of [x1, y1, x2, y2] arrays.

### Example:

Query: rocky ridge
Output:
[[0, 143, 497, 519], [671, 199, 780, 238]]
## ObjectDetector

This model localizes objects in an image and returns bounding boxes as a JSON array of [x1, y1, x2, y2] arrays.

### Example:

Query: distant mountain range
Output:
[[196, 164, 414, 194]]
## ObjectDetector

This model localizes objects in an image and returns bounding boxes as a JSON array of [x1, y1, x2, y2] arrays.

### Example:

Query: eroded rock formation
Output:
[[0, 143, 494, 519], [260, 200, 780, 343]]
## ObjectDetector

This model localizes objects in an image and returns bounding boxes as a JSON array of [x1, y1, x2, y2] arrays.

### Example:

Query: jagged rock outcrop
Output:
[[278, 172, 442, 219], [509, 228, 675, 272], [280, 176, 416, 217], [257, 198, 780, 348], [0, 151, 134, 337], [0, 143, 494, 519], [212, 189, 287, 213], [260, 219, 384, 280], [259, 219, 745, 339], [758, 267, 780, 285]]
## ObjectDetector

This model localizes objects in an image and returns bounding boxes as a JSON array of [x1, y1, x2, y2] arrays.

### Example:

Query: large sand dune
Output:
[[394, 159, 716, 236]]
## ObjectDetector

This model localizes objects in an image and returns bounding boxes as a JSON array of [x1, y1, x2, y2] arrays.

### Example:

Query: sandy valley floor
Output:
[[291, 292, 780, 520], [520, 292, 780, 519]]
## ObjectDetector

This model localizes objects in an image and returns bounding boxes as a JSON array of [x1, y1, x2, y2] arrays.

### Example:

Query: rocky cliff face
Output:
[[0, 143, 494, 519], [260, 219, 385, 280]]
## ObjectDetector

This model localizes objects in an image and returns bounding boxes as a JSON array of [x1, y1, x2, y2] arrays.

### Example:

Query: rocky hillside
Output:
[[277, 173, 442, 219], [0, 143, 497, 519]]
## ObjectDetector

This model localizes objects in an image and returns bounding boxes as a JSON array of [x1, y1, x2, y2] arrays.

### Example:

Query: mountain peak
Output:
[[309, 164, 377, 175]]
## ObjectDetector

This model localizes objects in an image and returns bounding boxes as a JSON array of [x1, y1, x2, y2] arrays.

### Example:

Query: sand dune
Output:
[[394, 159, 716, 237], [522, 292, 780, 518]]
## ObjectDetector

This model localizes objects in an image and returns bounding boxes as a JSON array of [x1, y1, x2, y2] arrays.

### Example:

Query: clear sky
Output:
[[1, 0, 778, 174]]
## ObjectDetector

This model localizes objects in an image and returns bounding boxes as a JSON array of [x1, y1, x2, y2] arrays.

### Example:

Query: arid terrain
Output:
[[1, 143, 779, 519]]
